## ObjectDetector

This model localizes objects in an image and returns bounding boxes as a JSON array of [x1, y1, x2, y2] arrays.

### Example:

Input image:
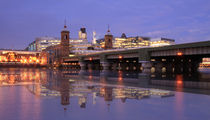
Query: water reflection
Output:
[[1, 68, 210, 120], [0, 68, 46, 86], [0, 68, 175, 109], [33, 70, 175, 109]]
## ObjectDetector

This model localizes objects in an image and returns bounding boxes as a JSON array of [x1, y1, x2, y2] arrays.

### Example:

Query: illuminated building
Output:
[[27, 37, 61, 51], [0, 50, 47, 66], [150, 38, 175, 47], [96, 34, 150, 49], [78, 28, 87, 40], [92, 31, 97, 44], [114, 35, 150, 48], [68, 28, 95, 55], [69, 38, 95, 55], [96, 33, 175, 49], [96, 38, 105, 48], [27, 41, 36, 51]]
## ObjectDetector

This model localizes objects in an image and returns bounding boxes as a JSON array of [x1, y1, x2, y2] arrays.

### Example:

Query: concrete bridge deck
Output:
[[63, 40, 210, 73]]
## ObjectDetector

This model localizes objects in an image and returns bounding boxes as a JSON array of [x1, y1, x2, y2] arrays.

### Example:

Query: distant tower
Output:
[[104, 26, 113, 49], [92, 31, 97, 44], [79, 28, 87, 40], [61, 21, 70, 57]]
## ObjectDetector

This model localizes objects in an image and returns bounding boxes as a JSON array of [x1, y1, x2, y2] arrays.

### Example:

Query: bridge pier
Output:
[[79, 60, 86, 70]]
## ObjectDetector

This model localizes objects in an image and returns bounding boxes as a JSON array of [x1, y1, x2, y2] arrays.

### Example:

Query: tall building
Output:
[[92, 31, 97, 44], [104, 28, 113, 49], [78, 28, 87, 40]]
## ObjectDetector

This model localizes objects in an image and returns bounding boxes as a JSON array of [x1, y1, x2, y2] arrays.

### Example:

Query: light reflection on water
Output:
[[0, 68, 210, 120]]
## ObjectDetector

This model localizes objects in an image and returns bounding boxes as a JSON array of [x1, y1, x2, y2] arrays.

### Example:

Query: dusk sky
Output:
[[0, 0, 210, 49]]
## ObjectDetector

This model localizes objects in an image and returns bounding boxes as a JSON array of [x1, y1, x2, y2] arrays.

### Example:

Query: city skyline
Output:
[[0, 0, 210, 49]]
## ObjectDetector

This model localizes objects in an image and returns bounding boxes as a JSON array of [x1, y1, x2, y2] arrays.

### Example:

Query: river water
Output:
[[0, 68, 210, 120]]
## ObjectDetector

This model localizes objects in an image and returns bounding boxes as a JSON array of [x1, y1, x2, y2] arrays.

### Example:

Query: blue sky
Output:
[[0, 0, 210, 49]]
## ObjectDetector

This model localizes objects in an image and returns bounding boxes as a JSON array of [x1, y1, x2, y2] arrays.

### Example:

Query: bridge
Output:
[[63, 40, 210, 73]]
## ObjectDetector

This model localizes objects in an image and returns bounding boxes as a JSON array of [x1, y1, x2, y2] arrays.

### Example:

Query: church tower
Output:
[[104, 27, 113, 49], [61, 22, 70, 57]]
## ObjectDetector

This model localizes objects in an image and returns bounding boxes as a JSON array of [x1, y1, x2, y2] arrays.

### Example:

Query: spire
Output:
[[107, 24, 110, 32], [64, 18, 67, 28], [106, 24, 112, 35], [61, 18, 69, 32]]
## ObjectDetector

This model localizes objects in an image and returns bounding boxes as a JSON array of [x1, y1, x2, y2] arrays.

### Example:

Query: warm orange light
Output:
[[177, 80, 183, 84], [118, 55, 123, 59], [32, 57, 36, 61], [177, 52, 183, 56], [89, 75, 93, 79], [89, 57, 93, 61], [36, 59, 39, 63], [118, 77, 123, 81]]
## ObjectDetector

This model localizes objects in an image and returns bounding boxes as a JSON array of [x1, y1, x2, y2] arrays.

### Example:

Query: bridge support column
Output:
[[140, 61, 152, 73], [79, 60, 86, 70]]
